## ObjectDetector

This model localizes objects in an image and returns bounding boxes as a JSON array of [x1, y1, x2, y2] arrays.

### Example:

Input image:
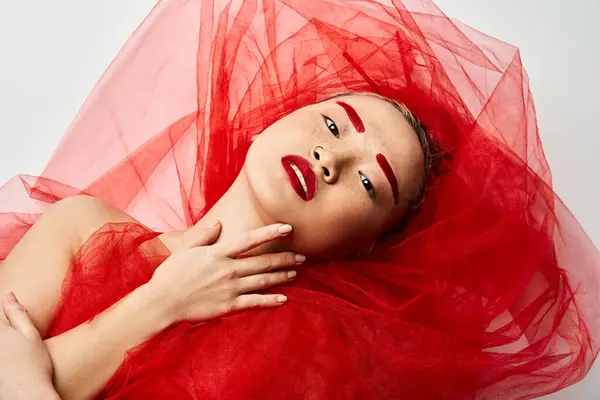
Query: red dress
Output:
[[1, 0, 599, 398]]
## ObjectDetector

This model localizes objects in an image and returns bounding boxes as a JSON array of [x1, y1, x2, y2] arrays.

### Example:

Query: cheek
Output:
[[245, 123, 317, 175], [287, 192, 383, 258], [243, 130, 317, 219]]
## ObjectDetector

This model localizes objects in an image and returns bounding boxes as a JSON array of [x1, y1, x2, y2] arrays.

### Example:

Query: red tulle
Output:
[[1, 0, 599, 398]]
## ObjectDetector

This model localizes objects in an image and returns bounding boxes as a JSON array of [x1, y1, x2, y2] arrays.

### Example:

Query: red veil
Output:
[[1, 0, 599, 398]]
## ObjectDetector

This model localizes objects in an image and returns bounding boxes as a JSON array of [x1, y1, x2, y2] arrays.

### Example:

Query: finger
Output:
[[219, 224, 293, 257], [184, 221, 222, 250], [1, 292, 41, 341], [235, 251, 305, 276], [237, 270, 297, 293], [231, 294, 288, 312]]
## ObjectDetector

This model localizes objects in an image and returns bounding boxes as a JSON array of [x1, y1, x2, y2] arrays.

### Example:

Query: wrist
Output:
[[129, 283, 176, 334], [78, 283, 175, 354]]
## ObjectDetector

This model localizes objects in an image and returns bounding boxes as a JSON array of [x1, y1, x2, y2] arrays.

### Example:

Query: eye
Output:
[[322, 115, 340, 138], [360, 172, 376, 200]]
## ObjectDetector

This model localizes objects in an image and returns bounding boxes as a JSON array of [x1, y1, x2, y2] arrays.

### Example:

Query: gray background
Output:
[[0, 1, 598, 398]]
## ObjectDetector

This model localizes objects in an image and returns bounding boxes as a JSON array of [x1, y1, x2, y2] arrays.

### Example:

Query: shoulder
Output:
[[42, 195, 144, 250], [49, 195, 137, 224]]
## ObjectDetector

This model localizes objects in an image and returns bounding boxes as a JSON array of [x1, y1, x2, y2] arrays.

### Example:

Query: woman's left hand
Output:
[[0, 292, 60, 400]]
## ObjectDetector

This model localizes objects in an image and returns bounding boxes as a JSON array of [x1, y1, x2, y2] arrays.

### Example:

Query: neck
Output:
[[165, 168, 283, 255], [203, 171, 269, 242]]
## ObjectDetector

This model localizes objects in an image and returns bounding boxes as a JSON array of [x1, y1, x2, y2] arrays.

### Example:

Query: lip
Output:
[[281, 155, 317, 201]]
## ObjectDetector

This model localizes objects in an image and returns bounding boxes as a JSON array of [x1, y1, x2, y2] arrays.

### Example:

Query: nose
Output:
[[311, 146, 344, 184]]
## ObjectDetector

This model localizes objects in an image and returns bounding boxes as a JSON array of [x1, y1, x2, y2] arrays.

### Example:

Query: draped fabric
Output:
[[0, 0, 599, 398]]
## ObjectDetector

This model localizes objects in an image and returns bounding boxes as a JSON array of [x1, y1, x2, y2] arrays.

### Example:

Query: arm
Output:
[[45, 284, 171, 400], [1, 196, 299, 399], [0, 293, 60, 400], [0, 195, 151, 399], [0, 195, 141, 336], [44, 223, 300, 400]]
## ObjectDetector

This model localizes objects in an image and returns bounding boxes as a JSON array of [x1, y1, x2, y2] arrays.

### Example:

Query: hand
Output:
[[147, 222, 304, 324], [0, 292, 60, 400]]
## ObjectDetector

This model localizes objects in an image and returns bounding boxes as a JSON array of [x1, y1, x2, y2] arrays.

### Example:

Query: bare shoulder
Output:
[[43, 195, 144, 251], [0, 195, 145, 332]]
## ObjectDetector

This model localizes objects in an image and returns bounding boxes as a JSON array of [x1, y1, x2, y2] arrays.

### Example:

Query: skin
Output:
[[0, 94, 424, 399], [0, 293, 60, 400], [203, 94, 425, 258]]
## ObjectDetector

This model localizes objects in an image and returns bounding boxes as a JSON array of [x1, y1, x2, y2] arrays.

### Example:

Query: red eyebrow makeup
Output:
[[336, 101, 365, 133], [376, 153, 399, 204]]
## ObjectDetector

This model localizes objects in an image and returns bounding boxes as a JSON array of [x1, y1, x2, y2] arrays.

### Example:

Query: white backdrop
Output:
[[0, 1, 598, 398]]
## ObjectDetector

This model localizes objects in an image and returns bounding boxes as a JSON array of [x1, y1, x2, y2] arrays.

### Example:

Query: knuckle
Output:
[[269, 253, 293, 269], [220, 267, 237, 280], [259, 276, 270, 288], [200, 250, 217, 265], [284, 253, 296, 266], [207, 248, 221, 260], [278, 271, 289, 282], [6, 303, 25, 314], [247, 297, 260, 309], [223, 300, 236, 314], [227, 280, 240, 293], [263, 257, 274, 271], [207, 243, 223, 255], [247, 231, 260, 245], [228, 267, 239, 279], [266, 296, 279, 306]]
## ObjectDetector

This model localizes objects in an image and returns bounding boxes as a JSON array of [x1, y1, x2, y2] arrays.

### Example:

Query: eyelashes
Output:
[[360, 172, 376, 200], [321, 114, 376, 200], [322, 115, 340, 138]]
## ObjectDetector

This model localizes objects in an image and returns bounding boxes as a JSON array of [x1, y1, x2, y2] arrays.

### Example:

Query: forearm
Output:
[[44, 284, 170, 400]]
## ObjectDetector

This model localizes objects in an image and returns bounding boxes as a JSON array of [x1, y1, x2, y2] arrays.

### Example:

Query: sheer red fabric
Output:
[[1, 0, 599, 398]]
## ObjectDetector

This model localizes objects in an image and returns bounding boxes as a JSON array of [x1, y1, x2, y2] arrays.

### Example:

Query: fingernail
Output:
[[278, 224, 292, 234], [211, 220, 220, 228], [6, 291, 17, 303], [294, 254, 306, 264], [276, 295, 288, 303], [287, 270, 297, 279]]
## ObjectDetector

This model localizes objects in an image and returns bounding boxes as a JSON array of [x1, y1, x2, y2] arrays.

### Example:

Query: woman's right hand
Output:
[[147, 222, 304, 325]]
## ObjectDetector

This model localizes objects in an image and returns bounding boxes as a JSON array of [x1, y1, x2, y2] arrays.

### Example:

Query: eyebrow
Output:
[[333, 101, 398, 204], [335, 101, 365, 133], [376, 153, 400, 204]]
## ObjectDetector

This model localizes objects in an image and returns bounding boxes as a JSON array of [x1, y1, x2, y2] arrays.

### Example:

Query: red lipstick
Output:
[[281, 155, 317, 201]]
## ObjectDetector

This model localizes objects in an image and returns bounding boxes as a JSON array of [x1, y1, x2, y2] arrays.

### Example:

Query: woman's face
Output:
[[243, 94, 424, 259]]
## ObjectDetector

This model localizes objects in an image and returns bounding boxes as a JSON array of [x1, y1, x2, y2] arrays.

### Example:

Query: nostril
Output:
[[314, 150, 320, 160], [323, 167, 330, 177]]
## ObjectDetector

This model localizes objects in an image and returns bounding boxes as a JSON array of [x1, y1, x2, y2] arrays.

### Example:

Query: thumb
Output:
[[2, 292, 41, 341], [183, 220, 222, 250]]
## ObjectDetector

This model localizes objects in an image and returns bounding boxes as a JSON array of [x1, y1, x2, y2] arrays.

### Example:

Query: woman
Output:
[[1, 92, 427, 399], [0, 0, 598, 398]]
